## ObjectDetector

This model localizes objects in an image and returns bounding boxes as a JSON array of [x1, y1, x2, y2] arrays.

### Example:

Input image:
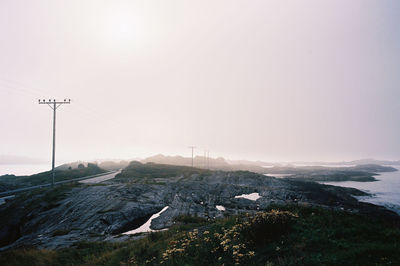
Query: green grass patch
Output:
[[115, 161, 210, 181], [1, 205, 399, 265]]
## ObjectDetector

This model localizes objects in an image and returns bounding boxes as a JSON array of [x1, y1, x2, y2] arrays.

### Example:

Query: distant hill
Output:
[[57, 160, 130, 171], [142, 154, 229, 169], [98, 160, 130, 171], [141, 154, 400, 175], [284, 158, 400, 166], [348, 158, 400, 166], [228, 158, 400, 167], [141, 154, 266, 172], [56, 161, 89, 170]]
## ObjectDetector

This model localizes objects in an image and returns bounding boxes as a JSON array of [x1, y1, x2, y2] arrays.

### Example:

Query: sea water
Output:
[[320, 166, 400, 215], [0, 164, 51, 176]]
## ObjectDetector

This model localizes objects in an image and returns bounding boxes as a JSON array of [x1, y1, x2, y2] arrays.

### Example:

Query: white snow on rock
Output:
[[234, 192, 261, 201], [216, 205, 225, 211], [123, 206, 169, 235]]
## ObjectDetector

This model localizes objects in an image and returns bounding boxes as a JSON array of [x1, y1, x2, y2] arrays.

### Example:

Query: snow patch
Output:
[[235, 192, 261, 201], [216, 205, 225, 211], [123, 206, 169, 235]]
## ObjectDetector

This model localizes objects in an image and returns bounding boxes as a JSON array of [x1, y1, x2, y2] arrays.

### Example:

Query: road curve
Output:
[[0, 171, 119, 197], [79, 170, 121, 184]]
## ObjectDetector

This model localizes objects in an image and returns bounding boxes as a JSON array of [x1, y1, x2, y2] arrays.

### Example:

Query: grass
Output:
[[115, 161, 210, 181], [1, 205, 399, 265]]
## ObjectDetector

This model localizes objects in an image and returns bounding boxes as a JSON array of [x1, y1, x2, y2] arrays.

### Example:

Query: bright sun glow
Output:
[[107, 15, 136, 42], [97, 7, 145, 49]]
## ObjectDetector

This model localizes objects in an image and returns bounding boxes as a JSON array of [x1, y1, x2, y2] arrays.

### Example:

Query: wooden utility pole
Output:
[[38, 99, 71, 187], [189, 146, 196, 167]]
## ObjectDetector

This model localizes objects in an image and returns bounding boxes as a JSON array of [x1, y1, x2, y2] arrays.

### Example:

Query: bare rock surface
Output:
[[0, 171, 397, 250]]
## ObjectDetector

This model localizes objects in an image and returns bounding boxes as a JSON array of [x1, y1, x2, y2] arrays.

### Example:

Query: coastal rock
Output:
[[0, 170, 398, 250]]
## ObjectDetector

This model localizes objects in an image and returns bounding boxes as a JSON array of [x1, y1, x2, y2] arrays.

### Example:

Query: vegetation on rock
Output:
[[115, 161, 209, 181], [1, 205, 399, 265]]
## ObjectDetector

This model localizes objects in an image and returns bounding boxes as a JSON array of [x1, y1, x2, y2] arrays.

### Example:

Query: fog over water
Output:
[[0, 164, 52, 176], [321, 167, 400, 215], [0, 1, 400, 163]]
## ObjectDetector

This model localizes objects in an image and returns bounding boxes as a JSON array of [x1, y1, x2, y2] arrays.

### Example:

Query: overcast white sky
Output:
[[0, 0, 399, 163]]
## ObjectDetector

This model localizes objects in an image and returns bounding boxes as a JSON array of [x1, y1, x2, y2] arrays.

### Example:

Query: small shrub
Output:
[[158, 210, 297, 265], [242, 210, 298, 245], [174, 215, 207, 224]]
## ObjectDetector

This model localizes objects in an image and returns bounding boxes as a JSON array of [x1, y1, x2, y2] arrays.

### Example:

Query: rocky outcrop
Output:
[[0, 171, 397, 250]]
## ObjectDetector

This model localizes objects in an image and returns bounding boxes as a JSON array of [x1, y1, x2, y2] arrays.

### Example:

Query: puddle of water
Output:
[[216, 205, 225, 211], [234, 192, 261, 201], [123, 206, 169, 235]]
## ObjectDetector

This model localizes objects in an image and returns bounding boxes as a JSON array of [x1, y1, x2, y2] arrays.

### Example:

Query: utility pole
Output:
[[189, 146, 196, 168], [207, 150, 210, 169], [39, 99, 71, 187], [203, 150, 207, 169]]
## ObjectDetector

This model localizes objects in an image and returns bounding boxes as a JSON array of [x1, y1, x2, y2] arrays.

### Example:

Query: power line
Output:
[[38, 99, 71, 187], [0, 78, 133, 142]]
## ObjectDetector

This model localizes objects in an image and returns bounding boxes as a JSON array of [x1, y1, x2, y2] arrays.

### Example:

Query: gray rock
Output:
[[0, 171, 397, 250]]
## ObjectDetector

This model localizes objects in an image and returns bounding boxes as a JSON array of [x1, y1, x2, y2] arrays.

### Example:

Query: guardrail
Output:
[[0, 170, 118, 197]]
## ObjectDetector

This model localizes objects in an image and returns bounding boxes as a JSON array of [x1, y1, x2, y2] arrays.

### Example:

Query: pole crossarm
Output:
[[39, 101, 71, 104], [39, 99, 71, 109]]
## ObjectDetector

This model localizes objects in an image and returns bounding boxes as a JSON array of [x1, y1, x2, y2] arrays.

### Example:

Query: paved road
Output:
[[0, 170, 119, 197], [79, 170, 121, 184]]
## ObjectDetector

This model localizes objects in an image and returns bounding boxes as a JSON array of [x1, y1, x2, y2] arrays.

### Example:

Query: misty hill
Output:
[[142, 154, 228, 168], [226, 159, 272, 166], [348, 158, 400, 166], [265, 164, 397, 182], [275, 159, 400, 167], [264, 164, 397, 174], [141, 155, 398, 182], [57, 160, 129, 171], [98, 160, 130, 171], [142, 154, 266, 172], [227, 158, 400, 167], [56, 161, 90, 170]]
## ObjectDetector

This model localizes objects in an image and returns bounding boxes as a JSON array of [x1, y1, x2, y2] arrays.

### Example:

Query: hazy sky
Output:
[[0, 0, 399, 163]]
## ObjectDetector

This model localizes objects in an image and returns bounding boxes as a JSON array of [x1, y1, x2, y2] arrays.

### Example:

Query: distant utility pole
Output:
[[203, 150, 207, 169], [189, 146, 196, 167], [207, 150, 210, 169], [39, 99, 71, 187]]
